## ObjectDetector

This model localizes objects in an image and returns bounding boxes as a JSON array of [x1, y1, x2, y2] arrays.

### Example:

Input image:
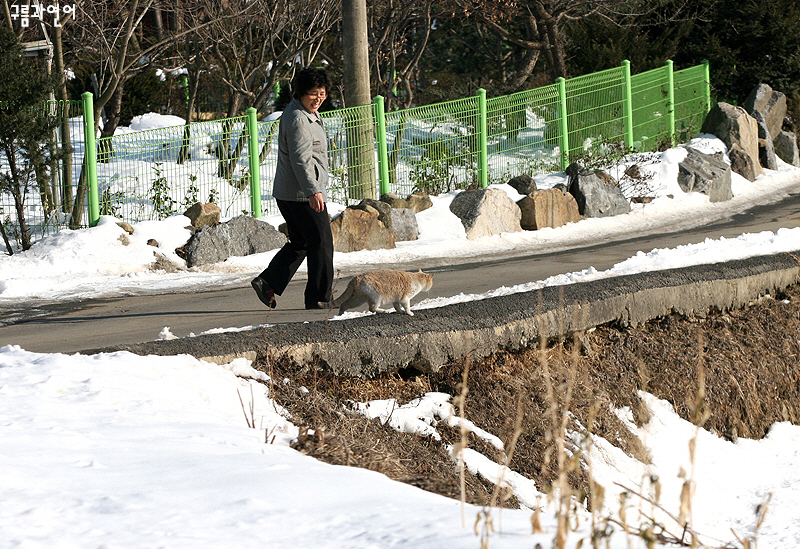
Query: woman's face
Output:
[[301, 86, 327, 114]]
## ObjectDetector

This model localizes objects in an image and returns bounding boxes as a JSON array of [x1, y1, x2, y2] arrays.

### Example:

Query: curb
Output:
[[83, 250, 800, 378]]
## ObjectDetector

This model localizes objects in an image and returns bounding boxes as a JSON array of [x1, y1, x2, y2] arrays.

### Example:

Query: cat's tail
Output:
[[318, 283, 353, 309]]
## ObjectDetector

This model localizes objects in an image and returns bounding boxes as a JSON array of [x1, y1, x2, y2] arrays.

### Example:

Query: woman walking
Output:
[[251, 68, 334, 310]]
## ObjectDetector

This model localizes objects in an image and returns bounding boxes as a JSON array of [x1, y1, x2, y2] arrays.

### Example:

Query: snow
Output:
[[3, 113, 800, 548]]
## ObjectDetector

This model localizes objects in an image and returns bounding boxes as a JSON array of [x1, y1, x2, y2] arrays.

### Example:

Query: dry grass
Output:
[[254, 283, 800, 510]]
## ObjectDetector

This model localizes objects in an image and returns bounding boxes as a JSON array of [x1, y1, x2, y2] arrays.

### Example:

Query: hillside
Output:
[[264, 281, 800, 509]]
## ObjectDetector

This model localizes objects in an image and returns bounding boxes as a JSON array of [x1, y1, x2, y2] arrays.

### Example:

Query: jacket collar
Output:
[[290, 97, 321, 123]]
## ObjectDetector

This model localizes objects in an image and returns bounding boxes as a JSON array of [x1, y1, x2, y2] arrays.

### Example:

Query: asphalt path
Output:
[[3, 190, 800, 354]]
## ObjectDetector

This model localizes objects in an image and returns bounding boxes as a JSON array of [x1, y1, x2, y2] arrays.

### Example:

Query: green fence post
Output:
[[666, 60, 675, 146], [476, 88, 488, 188], [374, 96, 390, 196], [702, 59, 712, 112], [622, 60, 634, 151], [82, 91, 99, 227], [246, 107, 262, 218], [556, 77, 569, 170]]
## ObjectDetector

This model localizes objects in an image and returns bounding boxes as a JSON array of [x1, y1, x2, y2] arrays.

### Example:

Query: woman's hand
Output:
[[308, 192, 325, 212]]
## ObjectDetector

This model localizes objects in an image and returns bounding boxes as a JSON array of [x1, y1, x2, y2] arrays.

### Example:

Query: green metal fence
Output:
[[0, 99, 85, 245], [1, 59, 711, 243], [94, 110, 258, 222]]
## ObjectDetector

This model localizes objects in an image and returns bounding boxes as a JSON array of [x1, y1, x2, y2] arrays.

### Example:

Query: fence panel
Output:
[[486, 84, 562, 184], [673, 64, 710, 144], [95, 115, 254, 222], [383, 96, 481, 197], [630, 66, 672, 151], [564, 66, 627, 162], [322, 104, 379, 206], [0, 99, 85, 245]]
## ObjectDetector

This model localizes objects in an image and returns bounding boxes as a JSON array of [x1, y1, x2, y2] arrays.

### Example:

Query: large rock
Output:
[[701, 102, 763, 181], [744, 83, 787, 142], [566, 163, 631, 218], [449, 188, 522, 240], [184, 202, 221, 228], [774, 131, 800, 166], [330, 207, 396, 252], [352, 198, 393, 232], [506, 174, 537, 195], [179, 215, 287, 268], [752, 110, 778, 170], [380, 192, 433, 213], [517, 188, 581, 230], [677, 146, 732, 203], [390, 208, 419, 241]]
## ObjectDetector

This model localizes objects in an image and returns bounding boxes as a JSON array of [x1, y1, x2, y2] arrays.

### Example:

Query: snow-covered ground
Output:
[[2, 118, 800, 547]]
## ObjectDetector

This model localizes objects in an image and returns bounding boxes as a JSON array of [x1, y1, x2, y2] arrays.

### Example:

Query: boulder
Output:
[[380, 192, 433, 213], [744, 83, 787, 142], [701, 102, 763, 181], [774, 131, 800, 166], [178, 215, 287, 268], [390, 208, 419, 241], [752, 111, 778, 170], [566, 163, 631, 218], [506, 174, 537, 195], [677, 146, 733, 203], [449, 188, 522, 240], [330, 207, 396, 252], [184, 202, 221, 228], [517, 188, 581, 230], [352, 198, 393, 232]]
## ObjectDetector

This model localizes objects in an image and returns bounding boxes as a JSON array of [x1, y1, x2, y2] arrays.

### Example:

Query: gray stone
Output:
[[507, 174, 537, 195], [184, 202, 222, 228], [517, 188, 581, 230], [179, 215, 287, 268], [390, 208, 419, 241], [380, 192, 433, 213], [566, 163, 631, 218], [353, 198, 393, 232], [449, 188, 522, 239], [744, 83, 787, 142], [677, 146, 733, 203], [752, 111, 778, 170], [701, 102, 763, 181], [330, 208, 396, 253], [116, 221, 135, 234], [774, 131, 800, 166]]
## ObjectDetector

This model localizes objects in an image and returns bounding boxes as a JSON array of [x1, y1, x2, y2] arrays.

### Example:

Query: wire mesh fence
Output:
[[95, 115, 256, 223], [563, 65, 628, 163], [0, 99, 85, 246], [383, 96, 482, 198], [1, 60, 711, 248], [486, 85, 563, 185], [630, 65, 673, 151], [673, 64, 711, 144]]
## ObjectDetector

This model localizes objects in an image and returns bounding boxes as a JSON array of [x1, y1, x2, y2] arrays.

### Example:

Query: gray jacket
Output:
[[271, 98, 329, 202]]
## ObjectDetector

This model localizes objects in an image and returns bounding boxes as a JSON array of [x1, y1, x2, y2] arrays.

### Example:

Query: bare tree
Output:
[[196, 0, 341, 181], [368, 0, 435, 111]]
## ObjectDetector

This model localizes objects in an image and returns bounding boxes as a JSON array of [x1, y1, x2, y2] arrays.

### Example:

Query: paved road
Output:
[[3, 190, 800, 354]]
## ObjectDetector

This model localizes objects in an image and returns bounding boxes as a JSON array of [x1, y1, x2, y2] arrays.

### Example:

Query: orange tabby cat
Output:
[[319, 269, 434, 316]]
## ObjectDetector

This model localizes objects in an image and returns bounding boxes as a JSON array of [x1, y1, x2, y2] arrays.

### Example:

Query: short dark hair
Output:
[[292, 67, 332, 99]]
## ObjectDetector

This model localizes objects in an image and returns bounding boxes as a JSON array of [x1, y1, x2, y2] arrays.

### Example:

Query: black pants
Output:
[[259, 199, 334, 308]]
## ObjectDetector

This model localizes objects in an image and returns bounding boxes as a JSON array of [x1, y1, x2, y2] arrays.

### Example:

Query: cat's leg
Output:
[[400, 298, 414, 316], [369, 298, 391, 314], [338, 295, 367, 315]]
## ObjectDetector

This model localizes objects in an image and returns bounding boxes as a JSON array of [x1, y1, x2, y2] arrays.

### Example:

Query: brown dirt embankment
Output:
[[262, 283, 800, 505]]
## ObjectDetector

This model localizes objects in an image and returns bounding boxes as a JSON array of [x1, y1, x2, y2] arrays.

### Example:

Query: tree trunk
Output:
[[53, 25, 74, 213], [98, 76, 126, 162], [342, 0, 376, 200]]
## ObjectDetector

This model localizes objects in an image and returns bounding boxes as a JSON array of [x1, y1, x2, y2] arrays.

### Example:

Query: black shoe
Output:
[[305, 303, 324, 310], [251, 277, 276, 309]]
